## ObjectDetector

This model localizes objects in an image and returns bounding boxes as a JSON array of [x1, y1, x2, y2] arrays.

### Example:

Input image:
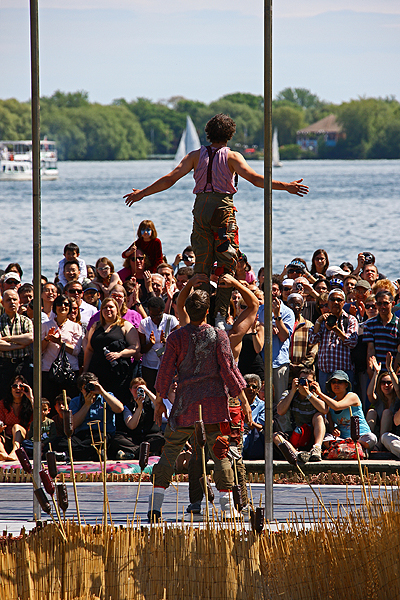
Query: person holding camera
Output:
[[274, 368, 326, 462], [309, 289, 358, 393], [172, 246, 196, 276], [112, 377, 165, 459], [56, 373, 124, 461]]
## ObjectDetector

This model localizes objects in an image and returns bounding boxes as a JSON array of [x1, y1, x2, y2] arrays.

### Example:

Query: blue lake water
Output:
[[1, 159, 399, 282]]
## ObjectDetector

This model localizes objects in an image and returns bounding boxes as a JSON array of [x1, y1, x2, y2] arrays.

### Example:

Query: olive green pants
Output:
[[153, 422, 234, 491], [191, 192, 239, 317]]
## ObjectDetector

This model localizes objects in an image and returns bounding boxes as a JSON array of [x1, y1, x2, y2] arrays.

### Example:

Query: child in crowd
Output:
[[172, 245, 196, 275], [92, 257, 121, 297], [58, 243, 87, 287], [122, 220, 163, 273], [23, 398, 57, 458]]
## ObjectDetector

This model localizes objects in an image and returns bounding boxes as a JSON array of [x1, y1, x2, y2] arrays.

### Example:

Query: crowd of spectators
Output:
[[1, 230, 400, 465]]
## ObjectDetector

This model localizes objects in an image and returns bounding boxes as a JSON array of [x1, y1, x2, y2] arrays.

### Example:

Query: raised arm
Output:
[[176, 273, 209, 326], [124, 151, 197, 206], [367, 356, 381, 404]]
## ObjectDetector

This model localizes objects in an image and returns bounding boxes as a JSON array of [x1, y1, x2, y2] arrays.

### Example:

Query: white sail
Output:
[[272, 127, 282, 167], [174, 116, 201, 164]]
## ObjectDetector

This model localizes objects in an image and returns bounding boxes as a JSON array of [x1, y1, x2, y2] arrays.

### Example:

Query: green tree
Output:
[[272, 105, 305, 145]]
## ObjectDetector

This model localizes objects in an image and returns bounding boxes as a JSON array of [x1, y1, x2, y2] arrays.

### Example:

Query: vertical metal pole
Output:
[[264, 0, 273, 521], [30, 0, 42, 519]]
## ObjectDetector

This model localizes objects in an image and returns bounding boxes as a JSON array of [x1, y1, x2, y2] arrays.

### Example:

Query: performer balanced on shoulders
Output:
[[124, 113, 309, 322]]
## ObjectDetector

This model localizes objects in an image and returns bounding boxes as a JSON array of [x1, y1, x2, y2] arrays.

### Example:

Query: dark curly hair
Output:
[[205, 114, 236, 143], [3, 375, 33, 430], [185, 290, 210, 321]]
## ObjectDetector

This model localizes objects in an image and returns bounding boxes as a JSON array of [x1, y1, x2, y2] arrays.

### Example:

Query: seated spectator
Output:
[[56, 373, 124, 461], [22, 398, 57, 458], [286, 293, 318, 383], [93, 257, 121, 298], [318, 370, 377, 451], [172, 245, 196, 275], [57, 243, 87, 288], [274, 368, 326, 462], [112, 377, 165, 459], [242, 374, 265, 460], [122, 220, 163, 273], [0, 376, 33, 461], [367, 354, 400, 446], [41, 294, 83, 405], [118, 247, 154, 308]]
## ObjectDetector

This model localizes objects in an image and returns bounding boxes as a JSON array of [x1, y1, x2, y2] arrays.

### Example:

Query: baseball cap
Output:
[[3, 272, 21, 283]]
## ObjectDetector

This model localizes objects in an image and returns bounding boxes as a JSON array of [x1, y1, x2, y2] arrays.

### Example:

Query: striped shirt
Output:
[[309, 311, 358, 373], [363, 314, 400, 368], [279, 390, 318, 427], [0, 312, 33, 359]]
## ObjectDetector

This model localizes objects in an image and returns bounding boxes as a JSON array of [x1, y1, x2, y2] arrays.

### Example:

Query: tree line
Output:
[[1, 89, 400, 160]]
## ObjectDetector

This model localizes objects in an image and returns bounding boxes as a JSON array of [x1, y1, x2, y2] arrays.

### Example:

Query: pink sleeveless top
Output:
[[193, 146, 237, 195]]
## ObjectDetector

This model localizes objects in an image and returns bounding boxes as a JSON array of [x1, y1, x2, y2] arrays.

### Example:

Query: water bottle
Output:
[[290, 426, 303, 448], [104, 347, 118, 368]]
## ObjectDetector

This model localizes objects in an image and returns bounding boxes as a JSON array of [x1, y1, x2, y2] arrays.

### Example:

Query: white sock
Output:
[[148, 487, 165, 513]]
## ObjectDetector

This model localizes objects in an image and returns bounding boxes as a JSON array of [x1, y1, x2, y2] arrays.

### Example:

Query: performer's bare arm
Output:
[[228, 150, 309, 197], [124, 146, 309, 206]]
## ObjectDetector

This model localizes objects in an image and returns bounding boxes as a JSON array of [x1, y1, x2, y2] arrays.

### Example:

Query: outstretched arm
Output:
[[228, 151, 309, 197], [124, 151, 197, 206]]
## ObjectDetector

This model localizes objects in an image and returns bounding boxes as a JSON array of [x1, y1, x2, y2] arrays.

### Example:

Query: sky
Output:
[[1, 1, 400, 106]]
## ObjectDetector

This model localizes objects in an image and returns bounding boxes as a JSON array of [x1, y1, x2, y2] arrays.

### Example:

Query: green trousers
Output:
[[153, 422, 234, 491], [191, 192, 239, 317]]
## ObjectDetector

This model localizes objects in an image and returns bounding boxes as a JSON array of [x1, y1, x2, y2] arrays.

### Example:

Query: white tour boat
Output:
[[0, 138, 58, 181]]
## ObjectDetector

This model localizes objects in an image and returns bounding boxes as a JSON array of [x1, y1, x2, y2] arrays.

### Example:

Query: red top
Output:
[[155, 323, 246, 429], [135, 238, 163, 273], [0, 399, 32, 436]]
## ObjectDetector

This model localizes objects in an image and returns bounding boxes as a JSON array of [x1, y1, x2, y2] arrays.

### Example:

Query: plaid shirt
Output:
[[0, 312, 33, 359], [309, 311, 358, 373], [289, 315, 318, 369]]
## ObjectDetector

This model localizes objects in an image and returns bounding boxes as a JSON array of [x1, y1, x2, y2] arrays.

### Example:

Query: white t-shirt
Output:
[[139, 313, 179, 369]]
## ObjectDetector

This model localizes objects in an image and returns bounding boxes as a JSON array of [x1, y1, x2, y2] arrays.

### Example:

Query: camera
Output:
[[85, 382, 96, 393], [326, 314, 337, 328], [182, 253, 189, 262], [295, 282, 303, 292], [137, 387, 145, 398], [298, 377, 307, 386], [363, 252, 374, 265]]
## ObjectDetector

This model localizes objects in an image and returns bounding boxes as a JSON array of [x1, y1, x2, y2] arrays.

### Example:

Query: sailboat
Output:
[[174, 116, 201, 164], [272, 127, 282, 167]]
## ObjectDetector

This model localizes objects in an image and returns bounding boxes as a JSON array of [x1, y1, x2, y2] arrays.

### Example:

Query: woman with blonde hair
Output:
[[83, 297, 140, 402], [122, 219, 163, 273]]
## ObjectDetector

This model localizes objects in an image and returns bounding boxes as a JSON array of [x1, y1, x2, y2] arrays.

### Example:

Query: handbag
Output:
[[48, 343, 76, 386]]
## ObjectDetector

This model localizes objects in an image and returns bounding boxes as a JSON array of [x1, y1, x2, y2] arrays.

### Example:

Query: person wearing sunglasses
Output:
[[122, 219, 163, 273], [42, 294, 83, 405], [93, 257, 121, 298], [64, 281, 98, 328], [366, 353, 400, 449], [0, 375, 33, 461], [309, 289, 358, 393]]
